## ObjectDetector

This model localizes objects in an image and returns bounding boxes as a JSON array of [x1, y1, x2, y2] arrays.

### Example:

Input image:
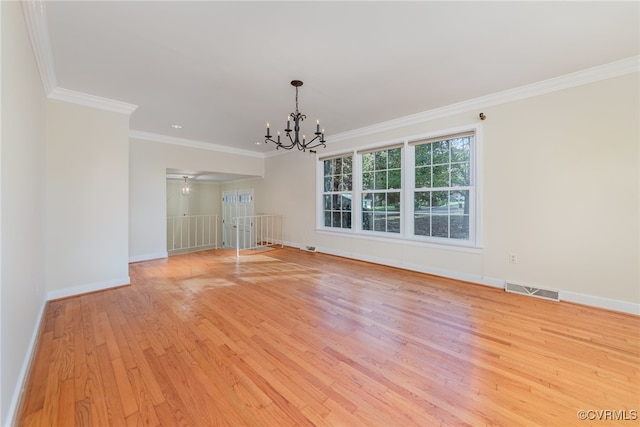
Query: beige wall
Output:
[[166, 180, 221, 217], [129, 138, 263, 261], [1, 2, 48, 424], [259, 73, 639, 311], [45, 99, 131, 297]]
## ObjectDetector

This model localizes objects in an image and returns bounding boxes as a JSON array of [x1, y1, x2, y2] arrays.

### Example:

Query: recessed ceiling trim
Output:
[[49, 87, 138, 115], [129, 130, 266, 159], [22, 0, 57, 95], [329, 55, 640, 144]]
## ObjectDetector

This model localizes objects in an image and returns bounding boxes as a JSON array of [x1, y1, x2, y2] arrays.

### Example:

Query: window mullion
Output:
[[353, 149, 362, 233]]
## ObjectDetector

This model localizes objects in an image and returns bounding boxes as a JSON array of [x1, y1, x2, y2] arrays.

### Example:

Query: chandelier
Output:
[[264, 80, 326, 152], [181, 176, 191, 196]]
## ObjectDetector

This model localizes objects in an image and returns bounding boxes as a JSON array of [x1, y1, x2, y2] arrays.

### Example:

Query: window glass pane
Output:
[[415, 144, 431, 166], [362, 212, 373, 230], [432, 215, 448, 238], [374, 193, 386, 210], [450, 190, 469, 214], [335, 157, 342, 173], [362, 193, 373, 211], [324, 211, 331, 227], [332, 194, 342, 210], [450, 215, 469, 240], [342, 195, 352, 211], [388, 148, 401, 169], [415, 166, 431, 188], [387, 192, 400, 211], [414, 191, 430, 210], [375, 151, 387, 171], [450, 137, 470, 162], [330, 211, 340, 228], [341, 212, 352, 229], [363, 172, 374, 190], [324, 176, 332, 192], [388, 169, 401, 189], [343, 173, 352, 191], [333, 176, 342, 191], [450, 163, 469, 187], [388, 215, 400, 233], [324, 160, 331, 176], [432, 191, 449, 210], [343, 156, 352, 174], [432, 140, 450, 164], [374, 212, 387, 232], [375, 172, 387, 190], [362, 153, 374, 172], [323, 195, 331, 210], [414, 214, 430, 236], [433, 165, 449, 187]]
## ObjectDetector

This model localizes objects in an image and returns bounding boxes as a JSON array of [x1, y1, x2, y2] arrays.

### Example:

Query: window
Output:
[[413, 133, 472, 241], [361, 147, 402, 233], [317, 126, 478, 248], [322, 155, 353, 229]]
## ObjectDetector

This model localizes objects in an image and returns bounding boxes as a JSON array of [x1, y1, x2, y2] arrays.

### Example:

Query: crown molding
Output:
[[329, 56, 640, 143], [49, 87, 138, 115], [129, 130, 266, 158], [22, 0, 57, 95]]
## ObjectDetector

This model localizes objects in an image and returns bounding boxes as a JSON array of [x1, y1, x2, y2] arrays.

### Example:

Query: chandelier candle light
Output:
[[265, 80, 326, 152]]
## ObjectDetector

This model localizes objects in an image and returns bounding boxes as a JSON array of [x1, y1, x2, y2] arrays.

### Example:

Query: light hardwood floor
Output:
[[17, 247, 640, 426]]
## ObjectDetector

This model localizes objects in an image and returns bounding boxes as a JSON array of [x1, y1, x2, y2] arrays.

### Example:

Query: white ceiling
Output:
[[40, 1, 638, 155]]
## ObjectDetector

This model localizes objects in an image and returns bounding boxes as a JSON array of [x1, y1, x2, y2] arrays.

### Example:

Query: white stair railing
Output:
[[167, 214, 218, 254], [233, 214, 283, 257]]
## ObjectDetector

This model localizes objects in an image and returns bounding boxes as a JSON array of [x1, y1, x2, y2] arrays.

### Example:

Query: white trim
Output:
[[129, 130, 266, 158], [46, 276, 130, 301], [129, 252, 168, 263], [3, 299, 47, 427], [328, 56, 640, 143], [49, 87, 138, 115], [561, 291, 639, 316], [316, 229, 483, 254], [21, 0, 57, 95]]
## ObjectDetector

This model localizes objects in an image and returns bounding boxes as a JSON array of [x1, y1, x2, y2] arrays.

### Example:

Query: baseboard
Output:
[[4, 298, 47, 427], [46, 276, 131, 301], [128, 251, 168, 263], [561, 291, 639, 315]]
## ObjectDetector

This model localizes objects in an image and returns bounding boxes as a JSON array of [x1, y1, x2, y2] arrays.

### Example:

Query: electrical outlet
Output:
[[509, 253, 518, 264]]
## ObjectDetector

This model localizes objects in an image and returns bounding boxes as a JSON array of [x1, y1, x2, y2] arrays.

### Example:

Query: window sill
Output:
[[315, 228, 483, 254]]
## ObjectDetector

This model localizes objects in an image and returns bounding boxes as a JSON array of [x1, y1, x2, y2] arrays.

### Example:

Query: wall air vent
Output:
[[505, 281, 559, 302], [301, 245, 317, 252]]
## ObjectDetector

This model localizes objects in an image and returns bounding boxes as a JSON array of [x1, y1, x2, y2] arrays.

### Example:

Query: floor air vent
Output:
[[505, 282, 559, 302], [301, 245, 317, 252]]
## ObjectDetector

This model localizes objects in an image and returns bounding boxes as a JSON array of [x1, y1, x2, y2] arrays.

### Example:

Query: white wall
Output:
[[129, 138, 264, 262], [259, 73, 639, 312], [46, 99, 131, 298], [1, 2, 48, 424]]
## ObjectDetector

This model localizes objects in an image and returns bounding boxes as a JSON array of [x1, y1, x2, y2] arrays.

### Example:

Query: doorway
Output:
[[222, 189, 254, 249]]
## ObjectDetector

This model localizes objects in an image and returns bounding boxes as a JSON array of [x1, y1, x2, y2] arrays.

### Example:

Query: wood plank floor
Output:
[[17, 247, 640, 426]]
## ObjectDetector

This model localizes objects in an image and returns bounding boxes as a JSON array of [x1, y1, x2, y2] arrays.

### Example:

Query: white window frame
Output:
[[316, 124, 482, 251], [359, 144, 404, 236], [320, 153, 354, 230]]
